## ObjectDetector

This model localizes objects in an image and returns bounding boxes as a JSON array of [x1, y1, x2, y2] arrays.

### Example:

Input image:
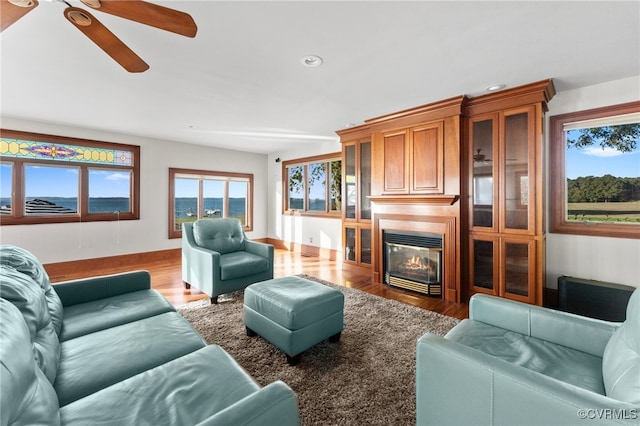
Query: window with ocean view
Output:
[[0, 129, 140, 225], [169, 168, 253, 239], [282, 153, 341, 216]]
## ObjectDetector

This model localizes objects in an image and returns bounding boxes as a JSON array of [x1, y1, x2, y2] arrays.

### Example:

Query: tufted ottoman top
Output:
[[244, 276, 344, 330]]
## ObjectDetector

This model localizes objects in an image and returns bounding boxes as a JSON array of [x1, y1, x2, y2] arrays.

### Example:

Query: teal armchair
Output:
[[417, 290, 640, 426], [182, 219, 274, 304]]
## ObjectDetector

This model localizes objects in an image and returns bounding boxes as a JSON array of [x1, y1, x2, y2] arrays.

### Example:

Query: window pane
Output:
[[25, 164, 78, 214], [329, 159, 342, 211], [229, 181, 247, 225], [174, 178, 198, 231], [1, 163, 12, 215], [88, 169, 131, 213], [288, 165, 304, 210], [202, 179, 224, 220], [565, 121, 640, 224], [308, 162, 326, 211]]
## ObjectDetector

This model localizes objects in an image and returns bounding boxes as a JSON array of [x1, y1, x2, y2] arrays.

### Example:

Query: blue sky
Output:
[[565, 129, 640, 179]]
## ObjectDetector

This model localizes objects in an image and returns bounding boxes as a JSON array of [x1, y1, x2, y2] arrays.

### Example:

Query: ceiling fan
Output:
[[1, 0, 197, 72], [473, 149, 491, 163]]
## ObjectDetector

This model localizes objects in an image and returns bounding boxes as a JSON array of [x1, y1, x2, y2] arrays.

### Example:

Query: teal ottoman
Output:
[[243, 276, 344, 365]]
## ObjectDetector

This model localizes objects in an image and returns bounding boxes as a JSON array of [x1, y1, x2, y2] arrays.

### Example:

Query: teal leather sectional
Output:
[[0, 245, 299, 425], [417, 291, 640, 426]]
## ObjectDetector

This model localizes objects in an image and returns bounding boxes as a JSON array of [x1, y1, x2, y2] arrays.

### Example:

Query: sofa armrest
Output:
[[195, 381, 299, 426], [53, 270, 151, 307], [416, 333, 638, 426], [469, 294, 619, 357], [244, 240, 274, 261]]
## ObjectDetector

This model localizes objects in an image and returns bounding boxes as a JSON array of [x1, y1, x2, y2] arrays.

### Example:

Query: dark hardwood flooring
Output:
[[49, 249, 469, 320]]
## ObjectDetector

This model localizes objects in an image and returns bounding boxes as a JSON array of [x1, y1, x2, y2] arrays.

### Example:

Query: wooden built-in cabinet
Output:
[[377, 120, 444, 195], [341, 137, 372, 271], [464, 80, 555, 305], [336, 80, 554, 306]]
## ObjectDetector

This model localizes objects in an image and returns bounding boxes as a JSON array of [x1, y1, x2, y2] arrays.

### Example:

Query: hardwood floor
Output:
[[47, 249, 469, 319]]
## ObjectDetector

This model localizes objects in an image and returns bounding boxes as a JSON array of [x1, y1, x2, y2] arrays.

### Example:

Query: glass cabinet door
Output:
[[344, 144, 356, 220], [502, 239, 535, 303], [502, 108, 533, 232], [360, 227, 371, 265], [470, 237, 497, 294], [360, 142, 372, 220], [344, 227, 356, 262], [471, 117, 496, 229]]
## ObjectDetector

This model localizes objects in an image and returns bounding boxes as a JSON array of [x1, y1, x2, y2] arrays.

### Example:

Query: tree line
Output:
[[567, 175, 640, 203]]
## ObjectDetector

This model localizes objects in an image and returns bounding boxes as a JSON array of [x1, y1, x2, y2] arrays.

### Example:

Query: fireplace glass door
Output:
[[383, 231, 443, 296]]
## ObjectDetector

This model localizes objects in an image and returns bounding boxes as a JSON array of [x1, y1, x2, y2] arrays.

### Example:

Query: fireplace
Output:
[[383, 231, 443, 297]]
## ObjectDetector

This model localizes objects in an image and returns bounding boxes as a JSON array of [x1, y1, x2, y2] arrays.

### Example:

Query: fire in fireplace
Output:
[[383, 231, 443, 296]]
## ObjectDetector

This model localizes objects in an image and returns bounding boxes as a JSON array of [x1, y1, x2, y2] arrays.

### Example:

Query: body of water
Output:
[[0, 197, 246, 217]]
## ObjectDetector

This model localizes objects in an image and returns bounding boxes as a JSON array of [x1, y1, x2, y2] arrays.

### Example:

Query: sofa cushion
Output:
[[193, 218, 245, 254], [55, 311, 206, 406], [0, 266, 60, 385], [0, 245, 64, 335], [60, 345, 260, 425], [602, 288, 640, 404], [0, 299, 61, 426], [59, 289, 175, 341], [446, 319, 605, 395], [220, 251, 270, 280]]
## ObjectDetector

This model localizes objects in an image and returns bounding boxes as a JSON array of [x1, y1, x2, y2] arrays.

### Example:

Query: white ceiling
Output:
[[1, 1, 639, 154]]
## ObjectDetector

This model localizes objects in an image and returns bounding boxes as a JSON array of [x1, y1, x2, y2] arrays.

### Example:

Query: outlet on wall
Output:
[[309, 237, 313, 244]]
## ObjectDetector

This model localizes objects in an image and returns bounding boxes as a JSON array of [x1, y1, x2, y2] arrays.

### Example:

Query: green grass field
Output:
[[567, 200, 640, 223]]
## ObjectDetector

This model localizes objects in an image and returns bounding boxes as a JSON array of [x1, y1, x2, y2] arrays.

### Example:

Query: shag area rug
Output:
[[177, 275, 459, 425]]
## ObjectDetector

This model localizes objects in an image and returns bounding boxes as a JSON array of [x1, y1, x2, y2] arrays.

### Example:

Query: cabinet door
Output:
[[469, 235, 499, 295], [500, 237, 536, 303], [410, 121, 444, 194], [360, 142, 372, 220], [382, 129, 409, 194], [470, 115, 499, 231], [500, 106, 536, 234], [344, 143, 357, 220], [344, 226, 357, 262]]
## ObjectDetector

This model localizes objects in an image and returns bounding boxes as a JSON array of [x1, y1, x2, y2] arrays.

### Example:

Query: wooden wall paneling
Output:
[[382, 130, 408, 194], [410, 121, 443, 193]]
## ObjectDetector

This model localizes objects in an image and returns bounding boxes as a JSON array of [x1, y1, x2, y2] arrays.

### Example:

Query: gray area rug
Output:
[[177, 275, 459, 425]]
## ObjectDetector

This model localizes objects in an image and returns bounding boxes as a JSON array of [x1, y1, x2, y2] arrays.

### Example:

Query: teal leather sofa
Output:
[[0, 245, 299, 426], [417, 291, 640, 426], [182, 219, 274, 304]]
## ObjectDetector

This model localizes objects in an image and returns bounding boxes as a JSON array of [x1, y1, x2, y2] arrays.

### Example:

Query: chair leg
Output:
[[329, 332, 341, 343], [246, 326, 257, 337], [210, 296, 218, 304], [286, 353, 301, 366], [184, 282, 191, 290]]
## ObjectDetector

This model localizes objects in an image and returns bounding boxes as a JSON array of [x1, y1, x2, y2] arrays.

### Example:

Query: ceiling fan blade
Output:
[[79, 0, 197, 38], [1, 0, 39, 32], [64, 7, 149, 73]]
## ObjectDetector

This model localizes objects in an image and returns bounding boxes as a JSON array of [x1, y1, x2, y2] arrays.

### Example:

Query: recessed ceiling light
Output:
[[301, 55, 323, 67], [345, 123, 357, 128], [486, 84, 506, 92]]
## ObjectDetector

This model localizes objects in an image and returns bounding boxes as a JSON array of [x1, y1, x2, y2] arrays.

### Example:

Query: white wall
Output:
[[0, 118, 269, 264], [267, 140, 343, 253], [545, 76, 640, 289]]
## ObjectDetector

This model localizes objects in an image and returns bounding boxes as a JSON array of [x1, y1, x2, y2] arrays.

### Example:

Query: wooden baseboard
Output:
[[44, 248, 181, 282]]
